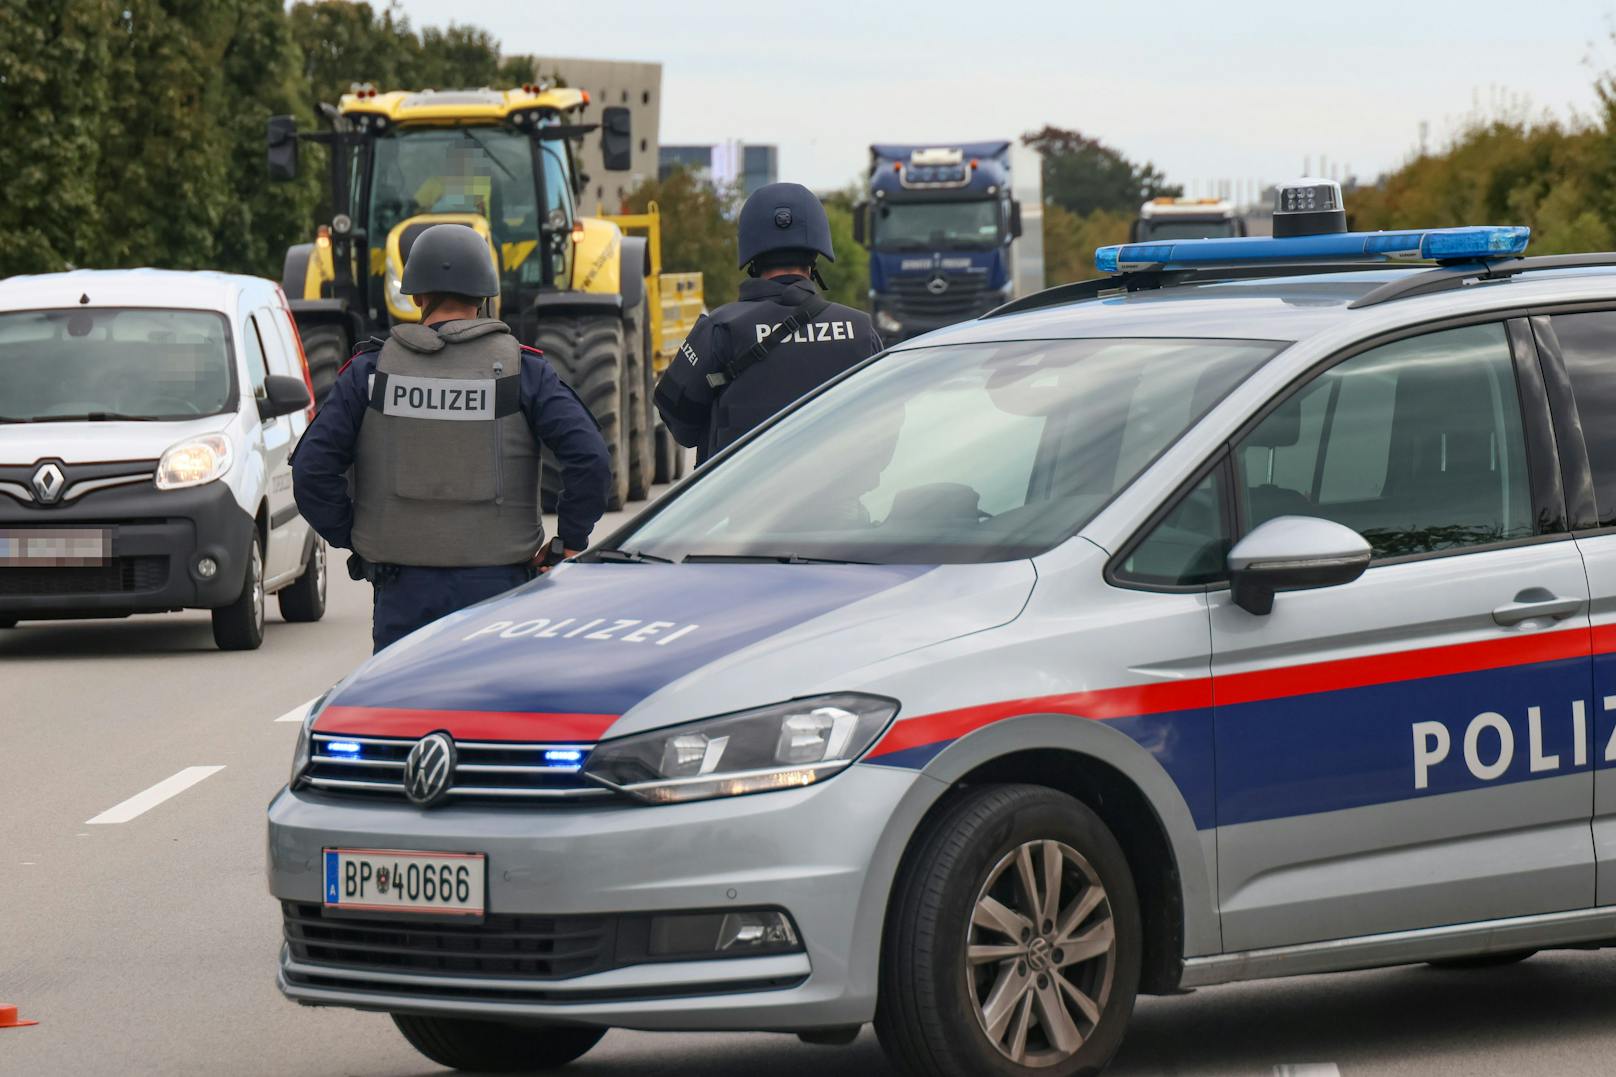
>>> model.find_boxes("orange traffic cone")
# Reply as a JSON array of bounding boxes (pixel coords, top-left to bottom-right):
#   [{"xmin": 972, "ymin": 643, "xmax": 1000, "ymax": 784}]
[{"xmin": 0, "ymin": 1003, "xmax": 36, "ymax": 1028}]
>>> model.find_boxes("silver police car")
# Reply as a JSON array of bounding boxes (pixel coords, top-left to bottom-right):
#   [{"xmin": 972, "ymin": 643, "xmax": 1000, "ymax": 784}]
[{"xmin": 270, "ymin": 180, "xmax": 1616, "ymax": 1075}]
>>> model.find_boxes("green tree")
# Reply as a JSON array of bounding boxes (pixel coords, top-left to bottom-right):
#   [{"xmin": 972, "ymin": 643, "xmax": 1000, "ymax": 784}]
[
  {"xmin": 1041, "ymin": 203, "xmax": 1130, "ymax": 286},
  {"xmin": 819, "ymin": 183, "xmax": 869, "ymax": 311},
  {"xmin": 0, "ymin": 0, "xmax": 118, "ymax": 275},
  {"xmin": 625, "ymin": 166, "xmax": 743, "ymax": 306},
  {"xmin": 1022, "ymin": 126, "xmax": 1179, "ymax": 216}
]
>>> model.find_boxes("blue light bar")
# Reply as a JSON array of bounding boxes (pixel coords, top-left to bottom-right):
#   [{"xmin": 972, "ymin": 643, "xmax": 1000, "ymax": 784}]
[
  {"xmin": 544, "ymin": 749, "xmax": 584, "ymax": 762},
  {"xmin": 1094, "ymin": 226, "xmax": 1529, "ymax": 275},
  {"xmin": 325, "ymin": 740, "xmax": 362, "ymax": 756}
]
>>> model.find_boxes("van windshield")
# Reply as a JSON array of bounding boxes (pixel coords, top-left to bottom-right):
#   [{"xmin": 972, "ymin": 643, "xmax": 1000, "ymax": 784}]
[
  {"xmin": 0, "ymin": 308, "xmax": 235, "ymax": 422},
  {"xmin": 621, "ymin": 337, "xmax": 1284, "ymax": 564}
]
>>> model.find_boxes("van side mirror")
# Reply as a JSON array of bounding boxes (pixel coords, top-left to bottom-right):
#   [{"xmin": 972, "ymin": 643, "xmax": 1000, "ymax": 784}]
[
  {"xmin": 601, "ymin": 107, "xmax": 633, "ymax": 172},
  {"xmin": 852, "ymin": 202, "xmax": 868, "ymax": 246},
  {"xmin": 1227, "ymin": 515, "xmax": 1371, "ymax": 615},
  {"xmin": 260, "ymin": 374, "xmax": 312, "ymax": 420},
  {"xmin": 267, "ymin": 115, "xmax": 299, "ymax": 182},
  {"xmin": 1009, "ymin": 200, "xmax": 1023, "ymax": 240}
]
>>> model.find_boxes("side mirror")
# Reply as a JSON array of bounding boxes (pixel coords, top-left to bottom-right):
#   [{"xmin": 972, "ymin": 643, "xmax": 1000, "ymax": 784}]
[
  {"xmin": 260, "ymin": 374, "xmax": 312, "ymax": 421},
  {"xmin": 1227, "ymin": 515, "xmax": 1371, "ymax": 615},
  {"xmin": 1009, "ymin": 200, "xmax": 1023, "ymax": 239},
  {"xmin": 852, "ymin": 201, "xmax": 868, "ymax": 246},
  {"xmin": 267, "ymin": 115, "xmax": 299, "ymax": 182},
  {"xmin": 601, "ymin": 107, "xmax": 633, "ymax": 172}
]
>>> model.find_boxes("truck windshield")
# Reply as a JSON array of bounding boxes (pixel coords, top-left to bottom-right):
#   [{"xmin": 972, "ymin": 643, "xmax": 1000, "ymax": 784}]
[
  {"xmin": 0, "ymin": 309, "xmax": 235, "ymax": 422},
  {"xmin": 368, "ymin": 127, "xmax": 541, "ymax": 286},
  {"xmin": 1139, "ymin": 219, "xmax": 1241, "ymax": 241},
  {"xmin": 621, "ymin": 337, "xmax": 1283, "ymax": 564},
  {"xmin": 873, "ymin": 200, "xmax": 1002, "ymax": 250}
]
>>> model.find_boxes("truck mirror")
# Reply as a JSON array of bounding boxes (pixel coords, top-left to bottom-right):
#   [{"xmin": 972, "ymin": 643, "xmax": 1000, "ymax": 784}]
[
  {"xmin": 601, "ymin": 107, "xmax": 633, "ymax": 172},
  {"xmin": 267, "ymin": 115, "xmax": 299, "ymax": 182},
  {"xmin": 1128, "ymin": 220, "xmax": 1142, "ymax": 243},
  {"xmin": 1009, "ymin": 200, "xmax": 1023, "ymax": 240},
  {"xmin": 852, "ymin": 202, "xmax": 868, "ymax": 246}
]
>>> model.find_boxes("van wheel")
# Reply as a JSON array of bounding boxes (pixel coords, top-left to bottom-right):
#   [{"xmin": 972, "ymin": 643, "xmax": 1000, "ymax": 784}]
[
  {"xmin": 391, "ymin": 1014, "xmax": 605, "ymax": 1072},
  {"xmin": 1428, "ymin": 950, "xmax": 1537, "ymax": 970},
  {"xmin": 277, "ymin": 539, "xmax": 326, "ymax": 623},
  {"xmin": 876, "ymin": 785, "xmax": 1141, "ymax": 1077},
  {"xmin": 535, "ymin": 314, "xmax": 628, "ymax": 512},
  {"xmin": 211, "ymin": 534, "xmax": 265, "ymax": 651}
]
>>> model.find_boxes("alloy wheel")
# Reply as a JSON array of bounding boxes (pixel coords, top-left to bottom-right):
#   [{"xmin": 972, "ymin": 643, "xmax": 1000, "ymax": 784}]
[{"xmin": 966, "ymin": 839, "xmax": 1116, "ymax": 1067}]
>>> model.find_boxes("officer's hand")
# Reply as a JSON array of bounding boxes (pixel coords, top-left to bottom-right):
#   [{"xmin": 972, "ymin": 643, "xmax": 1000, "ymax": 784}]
[{"xmin": 534, "ymin": 548, "xmax": 580, "ymax": 573}]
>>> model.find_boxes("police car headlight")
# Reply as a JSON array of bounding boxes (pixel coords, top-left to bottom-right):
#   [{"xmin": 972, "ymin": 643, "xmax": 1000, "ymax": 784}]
[
  {"xmin": 583, "ymin": 693, "xmax": 898, "ymax": 804},
  {"xmin": 155, "ymin": 433, "xmax": 234, "ymax": 490},
  {"xmin": 289, "ymin": 689, "xmax": 334, "ymax": 789}
]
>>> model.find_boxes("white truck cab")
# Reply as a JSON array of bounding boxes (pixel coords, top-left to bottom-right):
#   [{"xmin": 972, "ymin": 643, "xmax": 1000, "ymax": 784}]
[{"xmin": 0, "ymin": 269, "xmax": 326, "ymax": 649}]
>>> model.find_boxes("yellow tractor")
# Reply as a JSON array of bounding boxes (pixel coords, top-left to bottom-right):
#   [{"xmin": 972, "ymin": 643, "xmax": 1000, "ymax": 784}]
[{"xmin": 266, "ymin": 85, "xmax": 700, "ymax": 507}]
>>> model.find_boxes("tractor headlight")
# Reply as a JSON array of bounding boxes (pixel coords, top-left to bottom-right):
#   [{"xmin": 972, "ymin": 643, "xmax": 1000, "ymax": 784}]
[
  {"xmin": 155, "ymin": 433, "xmax": 233, "ymax": 490},
  {"xmin": 584, "ymin": 693, "xmax": 898, "ymax": 804}
]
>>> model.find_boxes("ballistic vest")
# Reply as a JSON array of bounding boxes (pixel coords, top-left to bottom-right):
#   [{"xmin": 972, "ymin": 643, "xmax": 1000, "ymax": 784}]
[
  {"xmin": 707, "ymin": 277, "xmax": 877, "ymax": 456},
  {"xmin": 351, "ymin": 319, "xmax": 541, "ymax": 567}
]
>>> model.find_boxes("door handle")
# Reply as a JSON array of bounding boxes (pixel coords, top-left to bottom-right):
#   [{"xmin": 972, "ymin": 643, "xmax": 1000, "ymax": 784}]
[{"xmin": 1492, "ymin": 589, "xmax": 1585, "ymax": 626}]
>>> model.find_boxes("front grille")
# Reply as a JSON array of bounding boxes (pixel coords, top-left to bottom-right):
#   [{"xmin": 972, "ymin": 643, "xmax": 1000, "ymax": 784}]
[
  {"xmin": 283, "ymin": 902, "xmax": 613, "ymax": 980},
  {"xmin": 887, "ymin": 271, "xmax": 993, "ymax": 319},
  {"xmin": 0, "ymin": 555, "xmax": 167, "ymax": 597},
  {"xmin": 304, "ymin": 733, "xmax": 612, "ymax": 803}
]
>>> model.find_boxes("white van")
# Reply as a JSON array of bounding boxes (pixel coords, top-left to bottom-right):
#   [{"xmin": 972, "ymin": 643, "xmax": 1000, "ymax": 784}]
[{"xmin": 0, "ymin": 270, "xmax": 326, "ymax": 650}]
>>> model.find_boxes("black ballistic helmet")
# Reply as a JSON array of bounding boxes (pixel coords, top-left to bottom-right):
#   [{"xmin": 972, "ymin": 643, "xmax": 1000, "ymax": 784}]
[
  {"xmin": 401, "ymin": 223, "xmax": 500, "ymax": 298},
  {"xmin": 737, "ymin": 182, "xmax": 835, "ymax": 270}
]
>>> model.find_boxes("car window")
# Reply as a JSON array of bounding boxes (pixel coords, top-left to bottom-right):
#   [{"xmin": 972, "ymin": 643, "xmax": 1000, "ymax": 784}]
[
  {"xmin": 244, "ymin": 314, "xmax": 269, "ymax": 401},
  {"xmin": 1116, "ymin": 467, "xmax": 1230, "ymax": 587},
  {"xmin": 1235, "ymin": 322, "xmax": 1534, "ymax": 559},
  {"xmin": 622, "ymin": 337, "xmax": 1281, "ymax": 564},
  {"xmin": 1548, "ymin": 311, "xmax": 1616, "ymax": 527}
]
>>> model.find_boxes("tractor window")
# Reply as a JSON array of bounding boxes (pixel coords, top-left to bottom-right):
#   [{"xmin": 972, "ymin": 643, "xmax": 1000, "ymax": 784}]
[{"xmin": 368, "ymin": 127, "xmax": 540, "ymax": 291}]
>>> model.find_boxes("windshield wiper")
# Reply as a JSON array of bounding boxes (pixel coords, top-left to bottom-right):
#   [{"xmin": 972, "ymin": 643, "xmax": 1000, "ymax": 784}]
[
  {"xmin": 592, "ymin": 547, "xmax": 674, "ymax": 564},
  {"xmin": 19, "ymin": 412, "xmax": 165, "ymax": 423},
  {"xmin": 681, "ymin": 553, "xmax": 872, "ymax": 565}
]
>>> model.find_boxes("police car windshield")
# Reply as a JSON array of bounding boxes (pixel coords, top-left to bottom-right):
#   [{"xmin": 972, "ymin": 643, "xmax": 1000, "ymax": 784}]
[
  {"xmin": 0, "ymin": 308, "xmax": 235, "ymax": 422},
  {"xmin": 624, "ymin": 337, "xmax": 1284, "ymax": 564},
  {"xmin": 873, "ymin": 200, "xmax": 1002, "ymax": 250}
]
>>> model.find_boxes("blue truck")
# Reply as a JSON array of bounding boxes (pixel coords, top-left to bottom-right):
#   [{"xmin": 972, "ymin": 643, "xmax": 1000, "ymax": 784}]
[{"xmin": 855, "ymin": 142, "xmax": 1032, "ymax": 344}]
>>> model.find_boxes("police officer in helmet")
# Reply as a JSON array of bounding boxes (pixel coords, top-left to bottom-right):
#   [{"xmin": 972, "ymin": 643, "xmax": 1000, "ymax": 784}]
[
  {"xmin": 293, "ymin": 223, "xmax": 612, "ymax": 652},
  {"xmin": 655, "ymin": 182, "xmax": 882, "ymax": 463}
]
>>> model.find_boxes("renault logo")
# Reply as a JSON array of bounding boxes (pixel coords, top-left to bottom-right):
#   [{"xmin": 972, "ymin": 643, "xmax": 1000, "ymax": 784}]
[
  {"xmin": 31, "ymin": 462, "xmax": 65, "ymax": 505},
  {"xmin": 403, "ymin": 732, "xmax": 456, "ymax": 807},
  {"xmin": 926, "ymin": 275, "xmax": 950, "ymax": 296}
]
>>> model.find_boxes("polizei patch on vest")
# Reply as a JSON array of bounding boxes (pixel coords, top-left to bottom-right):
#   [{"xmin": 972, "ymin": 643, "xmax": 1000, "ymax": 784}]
[
  {"xmin": 755, "ymin": 319, "xmax": 858, "ymax": 345},
  {"xmin": 378, "ymin": 374, "xmax": 497, "ymax": 421}
]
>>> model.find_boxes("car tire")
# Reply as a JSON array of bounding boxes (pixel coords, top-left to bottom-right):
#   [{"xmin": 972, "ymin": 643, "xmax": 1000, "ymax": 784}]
[
  {"xmin": 1428, "ymin": 949, "xmax": 1537, "ymax": 970},
  {"xmin": 625, "ymin": 294, "xmax": 655, "ymax": 502},
  {"xmin": 391, "ymin": 1014, "xmax": 606, "ymax": 1072},
  {"xmin": 298, "ymin": 323, "xmax": 350, "ymax": 406},
  {"xmin": 875, "ymin": 784, "xmax": 1142, "ymax": 1077},
  {"xmin": 535, "ymin": 313, "xmax": 629, "ymax": 512},
  {"xmin": 211, "ymin": 533, "xmax": 265, "ymax": 651},
  {"xmin": 277, "ymin": 538, "xmax": 327, "ymax": 623}
]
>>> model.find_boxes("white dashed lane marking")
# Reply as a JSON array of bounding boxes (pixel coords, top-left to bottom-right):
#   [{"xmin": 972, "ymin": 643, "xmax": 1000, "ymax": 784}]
[
  {"xmin": 85, "ymin": 766, "xmax": 226, "ymax": 825},
  {"xmin": 274, "ymin": 698, "xmax": 318, "ymax": 723}
]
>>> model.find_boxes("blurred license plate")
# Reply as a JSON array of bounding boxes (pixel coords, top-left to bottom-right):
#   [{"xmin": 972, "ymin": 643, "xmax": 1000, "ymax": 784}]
[
  {"xmin": 323, "ymin": 848, "xmax": 485, "ymax": 916},
  {"xmin": 0, "ymin": 528, "xmax": 108, "ymax": 567}
]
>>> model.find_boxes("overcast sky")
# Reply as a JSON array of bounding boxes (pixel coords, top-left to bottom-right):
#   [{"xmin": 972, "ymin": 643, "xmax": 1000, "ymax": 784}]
[{"xmin": 392, "ymin": 0, "xmax": 1614, "ymax": 195}]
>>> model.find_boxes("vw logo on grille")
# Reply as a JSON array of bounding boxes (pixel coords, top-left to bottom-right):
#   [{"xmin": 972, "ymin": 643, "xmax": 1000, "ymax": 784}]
[
  {"xmin": 926, "ymin": 274, "xmax": 950, "ymax": 296},
  {"xmin": 31, "ymin": 462, "xmax": 65, "ymax": 505},
  {"xmin": 403, "ymin": 732, "xmax": 456, "ymax": 807}
]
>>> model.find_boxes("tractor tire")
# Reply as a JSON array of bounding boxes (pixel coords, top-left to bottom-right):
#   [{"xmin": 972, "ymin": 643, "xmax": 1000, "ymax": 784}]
[
  {"xmin": 625, "ymin": 295, "xmax": 655, "ymax": 502},
  {"xmin": 298, "ymin": 323, "xmax": 351, "ymax": 406},
  {"xmin": 534, "ymin": 314, "xmax": 629, "ymax": 512}
]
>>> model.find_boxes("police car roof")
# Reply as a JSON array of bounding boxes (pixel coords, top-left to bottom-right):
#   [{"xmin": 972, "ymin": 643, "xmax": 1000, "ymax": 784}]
[
  {"xmin": 0, "ymin": 268, "xmax": 274, "ymax": 314},
  {"xmin": 899, "ymin": 264, "xmax": 1616, "ymax": 351}
]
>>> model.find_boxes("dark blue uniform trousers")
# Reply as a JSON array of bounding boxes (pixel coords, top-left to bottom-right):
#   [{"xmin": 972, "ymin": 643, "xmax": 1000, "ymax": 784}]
[{"xmin": 371, "ymin": 564, "xmax": 534, "ymax": 653}]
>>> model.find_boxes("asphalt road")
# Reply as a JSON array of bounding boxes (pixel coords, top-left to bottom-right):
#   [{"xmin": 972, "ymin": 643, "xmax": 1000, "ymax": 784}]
[{"xmin": 4, "ymin": 485, "xmax": 1616, "ymax": 1076}]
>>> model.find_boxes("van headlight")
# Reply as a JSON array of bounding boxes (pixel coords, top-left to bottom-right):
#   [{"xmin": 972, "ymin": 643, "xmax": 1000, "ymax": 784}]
[
  {"xmin": 155, "ymin": 433, "xmax": 234, "ymax": 490},
  {"xmin": 584, "ymin": 693, "xmax": 898, "ymax": 804}
]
